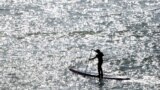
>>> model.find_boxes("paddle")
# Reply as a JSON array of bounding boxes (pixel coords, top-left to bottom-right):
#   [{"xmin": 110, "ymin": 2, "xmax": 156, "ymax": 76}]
[{"xmin": 85, "ymin": 49, "xmax": 93, "ymax": 73}]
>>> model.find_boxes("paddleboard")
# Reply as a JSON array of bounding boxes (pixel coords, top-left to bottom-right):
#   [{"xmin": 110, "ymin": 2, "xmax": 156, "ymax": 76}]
[{"xmin": 69, "ymin": 68, "xmax": 130, "ymax": 80}]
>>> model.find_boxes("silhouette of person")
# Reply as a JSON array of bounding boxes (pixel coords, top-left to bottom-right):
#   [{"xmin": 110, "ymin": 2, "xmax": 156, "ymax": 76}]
[{"xmin": 89, "ymin": 49, "xmax": 104, "ymax": 79}]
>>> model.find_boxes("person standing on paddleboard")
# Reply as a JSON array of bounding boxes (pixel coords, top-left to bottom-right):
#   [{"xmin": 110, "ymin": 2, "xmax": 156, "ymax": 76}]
[{"xmin": 89, "ymin": 49, "xmax": 104, "ymax": 78}]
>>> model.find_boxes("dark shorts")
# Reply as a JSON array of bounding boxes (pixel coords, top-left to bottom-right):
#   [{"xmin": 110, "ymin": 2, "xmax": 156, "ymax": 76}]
[{"xmin": 98, "ymin": 63, "xmax": 102, "ymax": 67}]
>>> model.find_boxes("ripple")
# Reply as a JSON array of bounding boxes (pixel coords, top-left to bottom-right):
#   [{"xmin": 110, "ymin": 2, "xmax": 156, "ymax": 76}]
[{"xmin": 0, "ymin": 0, "xmax": 160, "ymax": 90}]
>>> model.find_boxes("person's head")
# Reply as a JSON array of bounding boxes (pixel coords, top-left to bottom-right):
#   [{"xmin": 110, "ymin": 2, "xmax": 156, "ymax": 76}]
[{"xmin": 94, "ymin": 49, "xmax": 100, "ymax": 53}]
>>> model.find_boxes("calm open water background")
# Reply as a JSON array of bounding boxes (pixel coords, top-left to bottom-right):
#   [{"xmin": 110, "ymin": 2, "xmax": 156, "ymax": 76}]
[{"xmin": 0, "ymin": 0, "xmax": 160, "ymax": 90}]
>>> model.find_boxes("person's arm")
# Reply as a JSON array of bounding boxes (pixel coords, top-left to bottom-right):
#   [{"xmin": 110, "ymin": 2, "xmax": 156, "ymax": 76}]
[{"xmin": 89, "ymin": 56, "xmax": 97, "ymax": 60}]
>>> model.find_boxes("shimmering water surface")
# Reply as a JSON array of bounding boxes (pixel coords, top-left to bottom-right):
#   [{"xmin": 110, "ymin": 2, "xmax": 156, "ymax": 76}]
[{"xmin": 0, "ymin": 0, "xmax": 160, "ymax": 90}]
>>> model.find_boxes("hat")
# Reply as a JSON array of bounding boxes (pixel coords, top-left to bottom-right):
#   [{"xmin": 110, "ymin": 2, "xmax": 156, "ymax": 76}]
[{"xmin": 94, "ymin": 49, "xmax": 100, "ymax": 53}]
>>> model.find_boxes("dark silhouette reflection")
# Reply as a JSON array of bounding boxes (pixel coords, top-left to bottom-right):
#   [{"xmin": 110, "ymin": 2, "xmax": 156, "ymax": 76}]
[
  {"xmin": 89, "ymin": 49, "xmax": 104, "ymax": 79},
  {"xmin": 98, "ymin": 78, "xmax": 105, "ymax": 90}
]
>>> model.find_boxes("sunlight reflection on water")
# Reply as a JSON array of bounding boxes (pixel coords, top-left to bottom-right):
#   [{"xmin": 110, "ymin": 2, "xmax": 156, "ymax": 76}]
[{"xmin": 0, "ymin": 0, "xmax": 160, "ymax": 90}]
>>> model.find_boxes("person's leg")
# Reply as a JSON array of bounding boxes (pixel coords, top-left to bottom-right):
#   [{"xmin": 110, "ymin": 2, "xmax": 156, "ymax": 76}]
[
  {"xmin": 100, "ymin": 67, "xmax": 103, "ymax": 78},
  {"xmin": 98, "ymin": 64, "xmax": 101, "ymax": 78},
  {"xmin": 100, "ymin": 63, "xmax": 103, "ymax": 78}
]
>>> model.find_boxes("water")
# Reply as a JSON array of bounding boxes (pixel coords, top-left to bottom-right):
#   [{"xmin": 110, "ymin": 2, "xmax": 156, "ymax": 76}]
[{"xmin": 0, "ymin": 0, "xmax": 160, "ymax": 90}]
